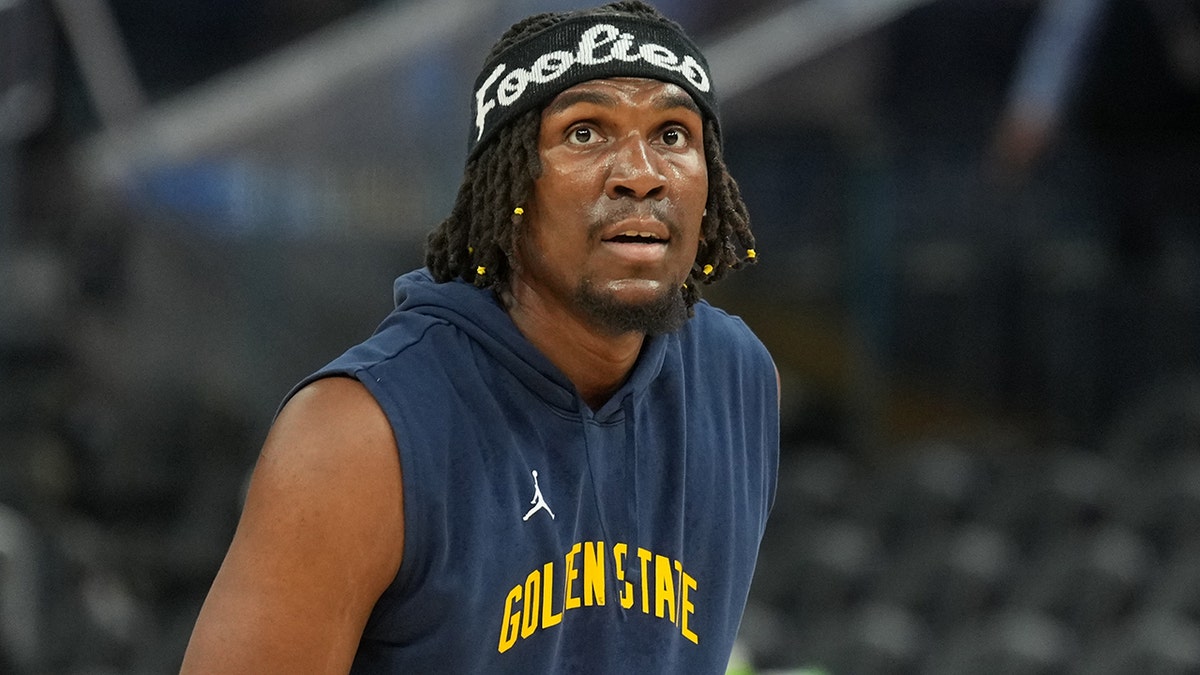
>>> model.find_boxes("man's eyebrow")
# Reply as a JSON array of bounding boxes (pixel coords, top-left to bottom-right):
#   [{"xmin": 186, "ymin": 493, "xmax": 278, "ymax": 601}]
[
  {"xmin": 545, "ymin": 88, "xmax": 702, "ymax": 117},
  {"xmin": 653, "ymin": 91, "xmax": 701, "ymax": 116}
]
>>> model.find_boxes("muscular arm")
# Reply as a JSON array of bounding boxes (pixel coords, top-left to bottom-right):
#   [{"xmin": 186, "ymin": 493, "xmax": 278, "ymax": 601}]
[{"xmin": 180, "ymin": 376, "xmax": 404, "ymax": 674}]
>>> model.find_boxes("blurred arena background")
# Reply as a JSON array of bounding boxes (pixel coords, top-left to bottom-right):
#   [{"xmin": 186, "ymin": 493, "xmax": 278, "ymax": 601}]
[{"xmin": 2, "ymin": 0, "xmax": 1199, "ymax": 672}]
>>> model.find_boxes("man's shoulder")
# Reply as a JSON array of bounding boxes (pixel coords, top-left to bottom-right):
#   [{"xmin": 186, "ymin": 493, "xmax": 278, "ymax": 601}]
[
  {"xmin": 335, "ymin": 307, "xmax": 470, "ymax": 378},
  {"xmin": 685, "ymin": 300, "xmax": 763, "ymax": 345},
  {"xmin": 676, "ymin": 301, "xmax": 773, "ymax": 371}
]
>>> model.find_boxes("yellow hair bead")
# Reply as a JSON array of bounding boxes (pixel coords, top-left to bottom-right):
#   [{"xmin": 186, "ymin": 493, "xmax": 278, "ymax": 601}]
[
  {"xmin": 702, "ymin": 264, "xmax": 714, "ymax": 276},
  {"xmin": 468, "ymin": 246, "xmax": 474, "ymax": 254},
  {"xmin": 746, "ymin": 249, "xmax": 757, "ymax": 259},
  {"xmin": 476, "ymin": 265, "xmax": 487, "ymax": 276},
  {"xmin": 513, "ymin": 207, "xmax": 524, "ymax": 216}
]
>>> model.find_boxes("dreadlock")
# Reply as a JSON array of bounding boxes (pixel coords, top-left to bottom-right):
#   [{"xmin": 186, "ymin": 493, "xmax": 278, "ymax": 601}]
[{"xmin": 424, "ymin": 1, "xmax": 756, "ymax": 311}]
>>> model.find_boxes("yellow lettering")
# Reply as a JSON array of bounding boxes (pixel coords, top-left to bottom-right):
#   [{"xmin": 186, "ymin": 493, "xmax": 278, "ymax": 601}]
[
  {"xmin": 498, "ymin": 584, "xmax": 522, "ymax": 653},
  {"xmin": 541, "ymin": 561, "xmax": 563, "ymax": 628},
  {"xmin": 680, "ymin": 565, "xmax": 698, "ymax": 644},
  {"xmin": 583, "ymin": 541, "xmax": 606, "ymax": 607},
  {"xmin": 564, "ymin": 542, "xmax": 582, "ymax": 610},
  {"xmin": 613, "ymin": 542, "xmax": 634, "ymax": 609},
  {"xmin": 521, "ymin": 569, "xmax": 541, "ymax": 639},
  {"xmin": 654, "ymin": 555, "xmax": 677, "ymax": 622},
  {"xmin": 500, "ymin": 544, "xmax": 700, "ymax": 652},
  {"xmin": 637, "ymin": 548, "xmax": 653, "ymax": 615}
]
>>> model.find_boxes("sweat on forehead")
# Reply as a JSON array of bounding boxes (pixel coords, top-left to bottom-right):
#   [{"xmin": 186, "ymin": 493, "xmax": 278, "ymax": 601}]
[{"xmin": 468, "ymin": 12, "xmax": 720, "ymax": 159}]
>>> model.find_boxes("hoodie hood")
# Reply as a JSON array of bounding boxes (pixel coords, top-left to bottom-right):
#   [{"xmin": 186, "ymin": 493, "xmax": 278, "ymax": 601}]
[{"xmin": 391, "ymin": 269, "xmax": 669, "ymax": 421}]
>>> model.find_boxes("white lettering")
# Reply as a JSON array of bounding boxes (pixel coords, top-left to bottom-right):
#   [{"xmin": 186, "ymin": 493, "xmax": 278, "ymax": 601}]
[
  {"xmin": 577, "ymin": 24, "xmax": 621, "ymax": 65},
  {"xmin": 638, "ymin": 43, "xmax": 679, "ymax": 69},
  {"xmin": 529, "ymin": 50, "xmax": 574, "ymax": 82},
  {"xmin": 612, "ymin": 32, "xmax": 639, "ymax": 62},
  {"xmin": 497, "ymin": 68, "xmax": 531, "ymax": 106},
  {"xmin": 679, "ymin": 55, "xmax": 710, "ymax": 92},
  {"xmin": 474, "ymin": 63, "xmax": 507, "ymax": 141},
  {"xmin": 472, "ymin": 22, "xmax": 713, "ymax": 146}
]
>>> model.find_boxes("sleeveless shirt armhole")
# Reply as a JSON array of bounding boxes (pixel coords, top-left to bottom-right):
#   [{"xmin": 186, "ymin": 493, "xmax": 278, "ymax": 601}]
[
  {"xmin": 283, "ymin": 366, "xmax": 421, "ymax": 598},
  {"xmin": 349, "ymin": 364, "xmax": 424, "ymax": 596}
]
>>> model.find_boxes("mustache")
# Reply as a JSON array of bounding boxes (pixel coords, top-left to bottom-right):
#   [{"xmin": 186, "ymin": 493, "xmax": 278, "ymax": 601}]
[{"xmin": 586, "ymin": 200, "xmax": 682, "ymax": 239}]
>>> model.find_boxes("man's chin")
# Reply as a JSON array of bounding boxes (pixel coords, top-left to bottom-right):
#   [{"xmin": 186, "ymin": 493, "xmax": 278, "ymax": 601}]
[{"xmin": 574, "ymin": 278, "xmax": 689, "ymax": 336}]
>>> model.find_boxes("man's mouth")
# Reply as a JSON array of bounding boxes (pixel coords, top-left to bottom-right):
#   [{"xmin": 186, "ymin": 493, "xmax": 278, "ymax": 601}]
[
  {"xmin": 605, "ymin": 230, "xmax": 667, "ymax": 244},
  {"xmin": 598, "ymin": 222, "xmax": 672, "ymax": 267}
]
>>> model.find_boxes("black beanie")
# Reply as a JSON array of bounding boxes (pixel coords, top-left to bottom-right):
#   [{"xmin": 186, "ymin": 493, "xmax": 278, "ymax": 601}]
[{"xmin": 468, "ymin": 11, "xmax": 719, "ymax": 158}]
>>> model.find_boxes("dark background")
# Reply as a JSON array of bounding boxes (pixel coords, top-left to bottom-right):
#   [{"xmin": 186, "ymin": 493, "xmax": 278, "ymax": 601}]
[{"xmin": 2, "ymin": 0, "xmax": 1199, "ymax": 672}]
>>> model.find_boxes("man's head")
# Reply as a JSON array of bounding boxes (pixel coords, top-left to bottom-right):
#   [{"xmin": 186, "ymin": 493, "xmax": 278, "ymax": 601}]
[{"xmin": 425, "ymin": 1, "xmax": 756, "ymax": 332}]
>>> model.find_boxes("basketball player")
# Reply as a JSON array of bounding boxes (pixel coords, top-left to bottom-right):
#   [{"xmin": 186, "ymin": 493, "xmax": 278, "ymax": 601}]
[{"xmin": 180, "ymin": 2, "xmax": 778, "ymax": 672}]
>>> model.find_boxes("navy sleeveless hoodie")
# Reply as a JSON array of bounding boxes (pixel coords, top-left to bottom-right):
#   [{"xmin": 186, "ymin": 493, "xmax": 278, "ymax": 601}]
[{"xmin": 289, "ymin": 269, "xmax": 779, "ymax": 673}]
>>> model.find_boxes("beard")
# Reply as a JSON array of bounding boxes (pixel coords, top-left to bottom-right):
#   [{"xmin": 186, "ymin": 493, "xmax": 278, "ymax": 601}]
[
  {"xmin": 568, "ymin": 202, "xmax": 693, "ymax": 335},
  {"xmin": 573, "ymin": 278, "xmax": 689, "ymax": 336}
]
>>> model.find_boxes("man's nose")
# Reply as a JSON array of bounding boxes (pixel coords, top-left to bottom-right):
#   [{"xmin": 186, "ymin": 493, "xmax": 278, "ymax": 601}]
[{"xmin": 605, "ymin": 135, "xmax": 666, "ymax": 200}]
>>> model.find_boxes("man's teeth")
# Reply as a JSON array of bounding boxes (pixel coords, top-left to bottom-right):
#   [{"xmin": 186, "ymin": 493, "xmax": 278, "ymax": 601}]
[{"xmin": 622, "ymin": 231, "xmax": 657, "ymax": 239}]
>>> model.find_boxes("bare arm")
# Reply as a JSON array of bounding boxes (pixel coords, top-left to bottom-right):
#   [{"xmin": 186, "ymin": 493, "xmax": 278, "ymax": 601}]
[{"xmin": 180, "ymin": 376, "xmax": 404, "ymax": 674}]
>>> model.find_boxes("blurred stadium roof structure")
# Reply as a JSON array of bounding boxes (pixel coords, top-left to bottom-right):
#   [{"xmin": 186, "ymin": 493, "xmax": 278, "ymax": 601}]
[{"xmin": 51, "ymin": 0, "xmax": 942, "ymax": 240}]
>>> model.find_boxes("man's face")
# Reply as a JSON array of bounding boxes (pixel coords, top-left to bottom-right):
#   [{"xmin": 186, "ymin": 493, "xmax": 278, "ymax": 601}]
[{"xmin": 512, "ymin": 77, "xmax": 708, "ymax": 335}]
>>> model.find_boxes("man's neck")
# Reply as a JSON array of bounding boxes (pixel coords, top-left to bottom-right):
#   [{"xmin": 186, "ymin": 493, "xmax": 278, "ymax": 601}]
[{"xmin": 503, "ymin": 288, "xmax": 645, "ymax": 411}]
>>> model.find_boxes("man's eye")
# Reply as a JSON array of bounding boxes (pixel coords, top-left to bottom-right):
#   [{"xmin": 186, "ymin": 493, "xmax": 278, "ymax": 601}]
[
  {"xmin": 662, "ymin": 128, "xmax": 684, "ymax": 146},
  {"xmin": 571, "ymin": 128, "xmax": 594, "ymax": 144}
]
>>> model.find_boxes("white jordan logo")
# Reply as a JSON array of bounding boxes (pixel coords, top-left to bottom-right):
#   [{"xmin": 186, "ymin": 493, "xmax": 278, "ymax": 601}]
[{"xmin": 523, "ymin": 470, "xmax": 555, "ymax": 521}]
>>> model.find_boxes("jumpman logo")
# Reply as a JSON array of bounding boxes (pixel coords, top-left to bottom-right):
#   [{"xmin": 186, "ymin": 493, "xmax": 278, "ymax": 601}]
[{"xmin": 523, "ymin": 470, "xmax": 555, "ymax": 521}]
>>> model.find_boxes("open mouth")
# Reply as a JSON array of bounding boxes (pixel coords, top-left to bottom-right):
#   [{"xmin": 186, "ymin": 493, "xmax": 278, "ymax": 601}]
[
  {"xmin": 600, "ymin": 228, "xmax": 671, "ymax": 266},
  {"xmin": 605, "ymin": 230, "xmax": 667, "ymax": 244}
]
